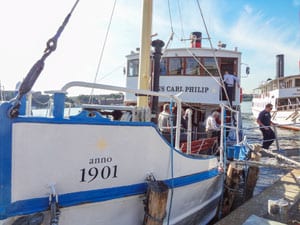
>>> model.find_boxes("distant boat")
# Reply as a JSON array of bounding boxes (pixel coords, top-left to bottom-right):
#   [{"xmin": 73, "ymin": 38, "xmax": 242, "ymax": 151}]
[
  {"xmin": 0, "ymin": 1, "xmax": 243, "ymax": 225},
  {"xmin": 242, "ymin": 94, "xmax": 253, "ymax": 101},
  {"xmin": 252, "ymin": 54, "xmax": 300, "ymax": 131}
]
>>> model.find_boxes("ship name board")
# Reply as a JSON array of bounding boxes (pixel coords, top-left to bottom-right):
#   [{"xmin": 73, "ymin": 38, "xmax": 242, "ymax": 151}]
[{"xmin": 159, "ymin": 85, "xmax": 209, "ymax": 93}]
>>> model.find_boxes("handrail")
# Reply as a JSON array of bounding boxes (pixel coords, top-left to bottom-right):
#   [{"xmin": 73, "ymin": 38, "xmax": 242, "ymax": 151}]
[
  {"xmin": 220, "ymin": 103, "xmax": 240, "ymax": 144},
  {"xmin": 220, "ymin": 103, "xmax": 241, "ymax": 169},
  {"xmin": 186, "ymin": 109, "xmax": 193, "ymax": 154},
  {"xmin": 242, "ymin": 123, "xmax": 300, "ymax": 131},
  {"xmin": 61, "ymin": 81, "xmax": 183, "ymax": 149}
]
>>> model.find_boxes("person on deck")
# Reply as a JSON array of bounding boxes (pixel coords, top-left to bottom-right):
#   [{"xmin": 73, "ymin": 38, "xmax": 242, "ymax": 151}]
[
  {"xmin": 257, "ymin": 103, "xmax": 277, "ymax": 149},
  {"xmin": 205, "ymin": 111, "xmax": 220, "ymax": 139},
  {"xmin": 223, "ymin": 71, "xmax": 240, "ymax": 107},
  {"xmin": 158, "ymin": 104, "xmax": 172, "ymax": 141}
]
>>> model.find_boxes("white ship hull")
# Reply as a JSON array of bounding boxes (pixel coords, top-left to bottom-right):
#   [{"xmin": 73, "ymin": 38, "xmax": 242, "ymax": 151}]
[{"xmin": 0, "ymin": 107, "xmax": 222, "ymax": 225}]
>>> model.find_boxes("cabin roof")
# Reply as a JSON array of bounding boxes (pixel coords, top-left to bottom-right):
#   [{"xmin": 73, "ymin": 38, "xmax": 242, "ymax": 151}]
[{"xmin": 126, "ymin": 47, "xmax": 241, "ymax": 58}]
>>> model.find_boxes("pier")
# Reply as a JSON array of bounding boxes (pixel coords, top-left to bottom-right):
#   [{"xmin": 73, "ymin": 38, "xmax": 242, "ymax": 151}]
[{"xmin": 215, "ymin": 169, "xmax": 300, "ymax": 225}]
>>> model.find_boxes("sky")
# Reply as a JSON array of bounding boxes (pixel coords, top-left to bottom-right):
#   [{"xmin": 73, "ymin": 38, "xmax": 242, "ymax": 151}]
[{"xmin": 0, "ymin": 0, "xmax": 299, "ymax": 95}]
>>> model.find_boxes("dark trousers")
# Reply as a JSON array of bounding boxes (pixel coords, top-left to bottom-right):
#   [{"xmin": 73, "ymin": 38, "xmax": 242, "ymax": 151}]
[
  {"xmin": 207, "ymin": 130, "xmax": 220, "ymax": 144},
  {"xmin": 260, "ymin": 128, "xmax": 275, "ymax": 149},
  {"xmin": 225, "ymin": 85, "xmax": 234, "ymax": 107}
]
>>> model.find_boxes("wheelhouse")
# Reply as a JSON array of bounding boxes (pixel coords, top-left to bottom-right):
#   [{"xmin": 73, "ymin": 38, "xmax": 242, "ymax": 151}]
[{"xmin": 125, "ymin": 47, "xmax": 242, "ymax": 106}]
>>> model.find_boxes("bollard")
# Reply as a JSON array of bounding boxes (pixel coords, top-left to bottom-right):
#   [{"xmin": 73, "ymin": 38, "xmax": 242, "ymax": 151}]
[{"xmin": 143, "ymin": 180, "xmax": 169, "ymax": 225}]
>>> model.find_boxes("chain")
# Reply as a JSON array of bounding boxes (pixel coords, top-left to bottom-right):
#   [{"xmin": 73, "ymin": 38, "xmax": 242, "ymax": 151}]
[{"xmin": 49, "ymin": 185, "xmax": 61, "ymax": 225}]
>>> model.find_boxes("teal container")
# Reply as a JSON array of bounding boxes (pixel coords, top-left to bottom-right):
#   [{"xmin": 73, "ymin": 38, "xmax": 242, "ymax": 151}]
[
  {"xmin": 226, "ymin": 146, "xmax": 235, "ymax": 159},
  {"xmin": 227, "ymin": 145, "xmax": 248, "ymax": 160}
]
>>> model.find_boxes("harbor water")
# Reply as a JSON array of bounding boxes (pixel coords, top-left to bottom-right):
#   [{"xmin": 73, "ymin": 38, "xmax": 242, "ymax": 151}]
[{"xmin": 241, "ymin": 101, "xmax": 300, "ymax": 196}]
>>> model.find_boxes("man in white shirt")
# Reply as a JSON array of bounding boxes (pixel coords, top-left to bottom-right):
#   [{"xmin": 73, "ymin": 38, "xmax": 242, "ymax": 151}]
[
  {"xmin": 158, "ymin": 104, "xmax": 171, "ymax": 133},
  {"xmin": 205, "ymin": 111, "xmax": 220, "ymax": 138},
  {"xmin": 223, "ymin": 71, "xmax": 240, "ymax": 107}
]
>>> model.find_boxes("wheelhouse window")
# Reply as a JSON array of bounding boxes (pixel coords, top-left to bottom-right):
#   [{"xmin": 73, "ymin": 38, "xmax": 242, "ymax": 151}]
[
  {"xmin": 169, "ymin": 57, "xmax": 183, "ymax": 75},
  {"xmin": 160, "ymin": 58, "xmax": 167, "ymax": 75},
  {"xmin": 286, "ymin": 80, "xmax": 292, "ymax": 88},
  {"xmin": 272, "ymin": 80, "xmax": 278, "ymax": 90},
  {"xmin": 127, "ymin": 59, "xmax": 139, "ymax": 77},
  {"xmin": 279, "ymin": 81, "xmax": 285, "ymax": 88},
  {"xmin": 295, "ymin": 79, "xmax": 300, "ymax": 87},
  {"xmin": 203, "ymin": 57, "xmax": 218, "ymax": 76},
  {"xmin": 186, "ymin": 57, "xmax": 200, "ymax": 75}
]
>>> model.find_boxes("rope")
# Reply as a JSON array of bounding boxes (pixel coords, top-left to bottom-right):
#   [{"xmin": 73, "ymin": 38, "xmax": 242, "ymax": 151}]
[
  {"xmin": 234, "ymin": 160, "xmax": 300, "ymax": 170},
  {"xmin": 31, "ymin": 96, "xmax": 51, "ymax": 106},
  {"xmin": 166, "ymin": 100, "xmax": 175, "ymax": 225},
  {"xmin": 89, "ymin": 0, "xmax": 117, "ymax": 104},
  {"xmin": 194, "ymin": 0, "xmax": 232, "ymax": 108},
  {"xmin": 98, "ymin": 64, "xmax": 124, "ymax": 81},
  {"xmin": 260, "ymin": 148, "xmax": 300, "ymax": 167},
  {"xmin": 218, "ymin": 108, "xmax": 227, "ymax": 219},
  {"xmin": 177, "ymin": 0, "xmax": 185, "ymax": 42},
  {"xmin": 144, "ymin": 212, "xmax": 166, "ymax": 223},
  {"xmin": 243, "ymin": 123, "xmax": 300, "ymax": 131},
  {"xmin": 167, "ymin": 0, "xmax": 174, "ymax": 33},
  {"xmin": 161, "ymin": 32, "xmax": 174, "ymax": 57},
  {"xmin": 184, "ymin": 49, "xmax": 223, "ymax": 86},
  {"xmin": 9, "ymin": 0, "xmax": 80, "ymax": 118}
]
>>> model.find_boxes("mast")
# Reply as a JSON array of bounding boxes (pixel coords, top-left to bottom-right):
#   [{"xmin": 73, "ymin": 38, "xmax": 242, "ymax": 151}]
[{"xmin": 137, "ymin": 0, "xmax": 152, "ymax": 107}]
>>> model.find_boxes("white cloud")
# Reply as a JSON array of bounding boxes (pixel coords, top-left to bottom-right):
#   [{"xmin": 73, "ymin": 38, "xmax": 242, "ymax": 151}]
[
  {"xmin": 214, "ymin": 5, "xmax": 300, "ymax": 92},
  {"xmin": 244, "ymin": 5, "xmax": 253, "ymax": 14},
  {"xmin": 0, "ymin": 0, "xmax": 143, "ymax": 94},
  {"xmin": 293, "ymin": 0, "xmax": 300, "ymax": 6},
  {"xmin": 0, "ymin": 0, "xmax": 299, "ymax": 95}
]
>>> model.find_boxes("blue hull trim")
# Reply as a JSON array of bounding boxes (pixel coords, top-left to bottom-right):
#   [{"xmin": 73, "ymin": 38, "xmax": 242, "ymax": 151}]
[
  {"xmin": 1, "ymin": 168, "xmax": 220, "ymax": 219},
  {"xmin": 0, "ymin": 103, "xmax": 13, "ymax": 216}
]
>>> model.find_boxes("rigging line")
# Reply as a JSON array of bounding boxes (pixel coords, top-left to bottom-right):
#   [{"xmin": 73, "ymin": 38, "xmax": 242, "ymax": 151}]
[
  {"xmin": 167, "ymin": 0, "xmax": 174, "ymax": 32},
  {"xmin": 195, "ymin": 0, "xmax": 232, "ymax": 108},
  {"xmin": 98, "ymin": 64, "xmax": 124, "ymax": 81},
  {"xmin": 166, "ymin": 100, "xmax": 175, "ymax": 225},
  {"xmin": 177, "ymin": 0, "xmax": 185, "ymax": 42},
  {"xmin": 89, "ymin": 0, "xmax": 117, "ymax": 104},
  {"xmin": 161, "ymin": 32, "xmax": 174, "ymax": 58},
  {"xmin": 181, "ymin": 102, "xmax": 214, "ymax": 113},
  {"xmin": 184, "ymin": 48, "xmax": 223, "ymax": 86},
  {"xmin": 9, "ymin": 0, "xmax": 80, "ymax": 118}
]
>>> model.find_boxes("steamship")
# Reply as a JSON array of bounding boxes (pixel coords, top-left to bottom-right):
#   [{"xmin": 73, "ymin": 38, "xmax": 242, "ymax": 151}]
[
  {"xmin": 0, "ymin": 0, "xmax": 245, "ymax": 223},
  {"xmin": 125, "ymin": 31, "xmax": 243, "ymax": 134},
  {"xmin": 252, "ymin": 54, "xmax": 300, "ymax": 131}
]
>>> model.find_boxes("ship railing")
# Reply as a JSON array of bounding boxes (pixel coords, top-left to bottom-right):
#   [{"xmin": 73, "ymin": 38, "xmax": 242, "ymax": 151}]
[
  {"xmin": 60, "ymin": 81, "xmax": 183, "ymax": 149},
  {"xmin": 219, "ymin": 104, "xmax": 241, "ymax": 168},
  {"xmin": 277, "ymin": 103, "xmax": 300, "ymax": 111},
  {"xmin": 241, "ymin": 123, "xmax": 300, "ymax": 152}
]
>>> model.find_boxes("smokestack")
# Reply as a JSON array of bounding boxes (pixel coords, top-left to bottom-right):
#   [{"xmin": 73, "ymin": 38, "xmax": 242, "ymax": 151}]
[
  {"xmin": 190, "ymin": 32, "xmax": 202, "ymax": 48},
  {"xmin": 276, "ymin": 54, "xmax": 284, "ymax": 78}
]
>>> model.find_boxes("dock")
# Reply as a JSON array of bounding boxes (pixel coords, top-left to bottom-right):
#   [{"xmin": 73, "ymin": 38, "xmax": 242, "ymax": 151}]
[{"xmin": 215, "ymin": 169, "xmax": 300, "ymax": 225}]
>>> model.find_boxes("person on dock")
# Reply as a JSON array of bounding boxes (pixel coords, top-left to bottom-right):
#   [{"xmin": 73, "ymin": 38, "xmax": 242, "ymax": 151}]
[
  {"xmin": 223, "ymin": 71, "xmax": 240, "ymax": 107},
  {"xmin": 205, "ymin": 111, "xmax": 220, "ymax": 139},
  {"xmin": 257, "ymin": 103, "xmax": 277, "ymax": 149}
]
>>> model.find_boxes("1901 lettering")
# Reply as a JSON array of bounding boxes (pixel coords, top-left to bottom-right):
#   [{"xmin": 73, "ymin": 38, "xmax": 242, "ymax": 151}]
[{"xmin": 80, "ymin": 165, "xmax": 118, "ymax": 183}]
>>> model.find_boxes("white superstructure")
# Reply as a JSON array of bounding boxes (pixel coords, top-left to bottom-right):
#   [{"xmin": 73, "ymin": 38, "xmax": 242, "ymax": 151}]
[{"xmin": 252, "ymin": 74, "xmax": 300, "ymax": 130}]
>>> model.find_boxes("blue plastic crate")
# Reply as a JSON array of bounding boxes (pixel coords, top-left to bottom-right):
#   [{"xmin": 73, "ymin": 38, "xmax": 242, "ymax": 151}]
[{"xmin": 227, "ymin": 145, "xmax": 249, "ymax": 160}]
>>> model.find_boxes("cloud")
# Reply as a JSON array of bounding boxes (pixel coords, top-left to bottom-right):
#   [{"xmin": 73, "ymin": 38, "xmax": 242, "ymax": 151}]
[
  {"xmin": 1, "ymin": 0, "xmax": 299, "ymax": 95},
  {"xmin": 293, "ymin": 0, "xmax": 300, "ymax": 6},
  {"xmin": 244, "ymin": 5, "xmax": 253, "ymax": 14},
  {"xmin": 218, "ymin": 5, "xmax": 300, "ymax": 92}
]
